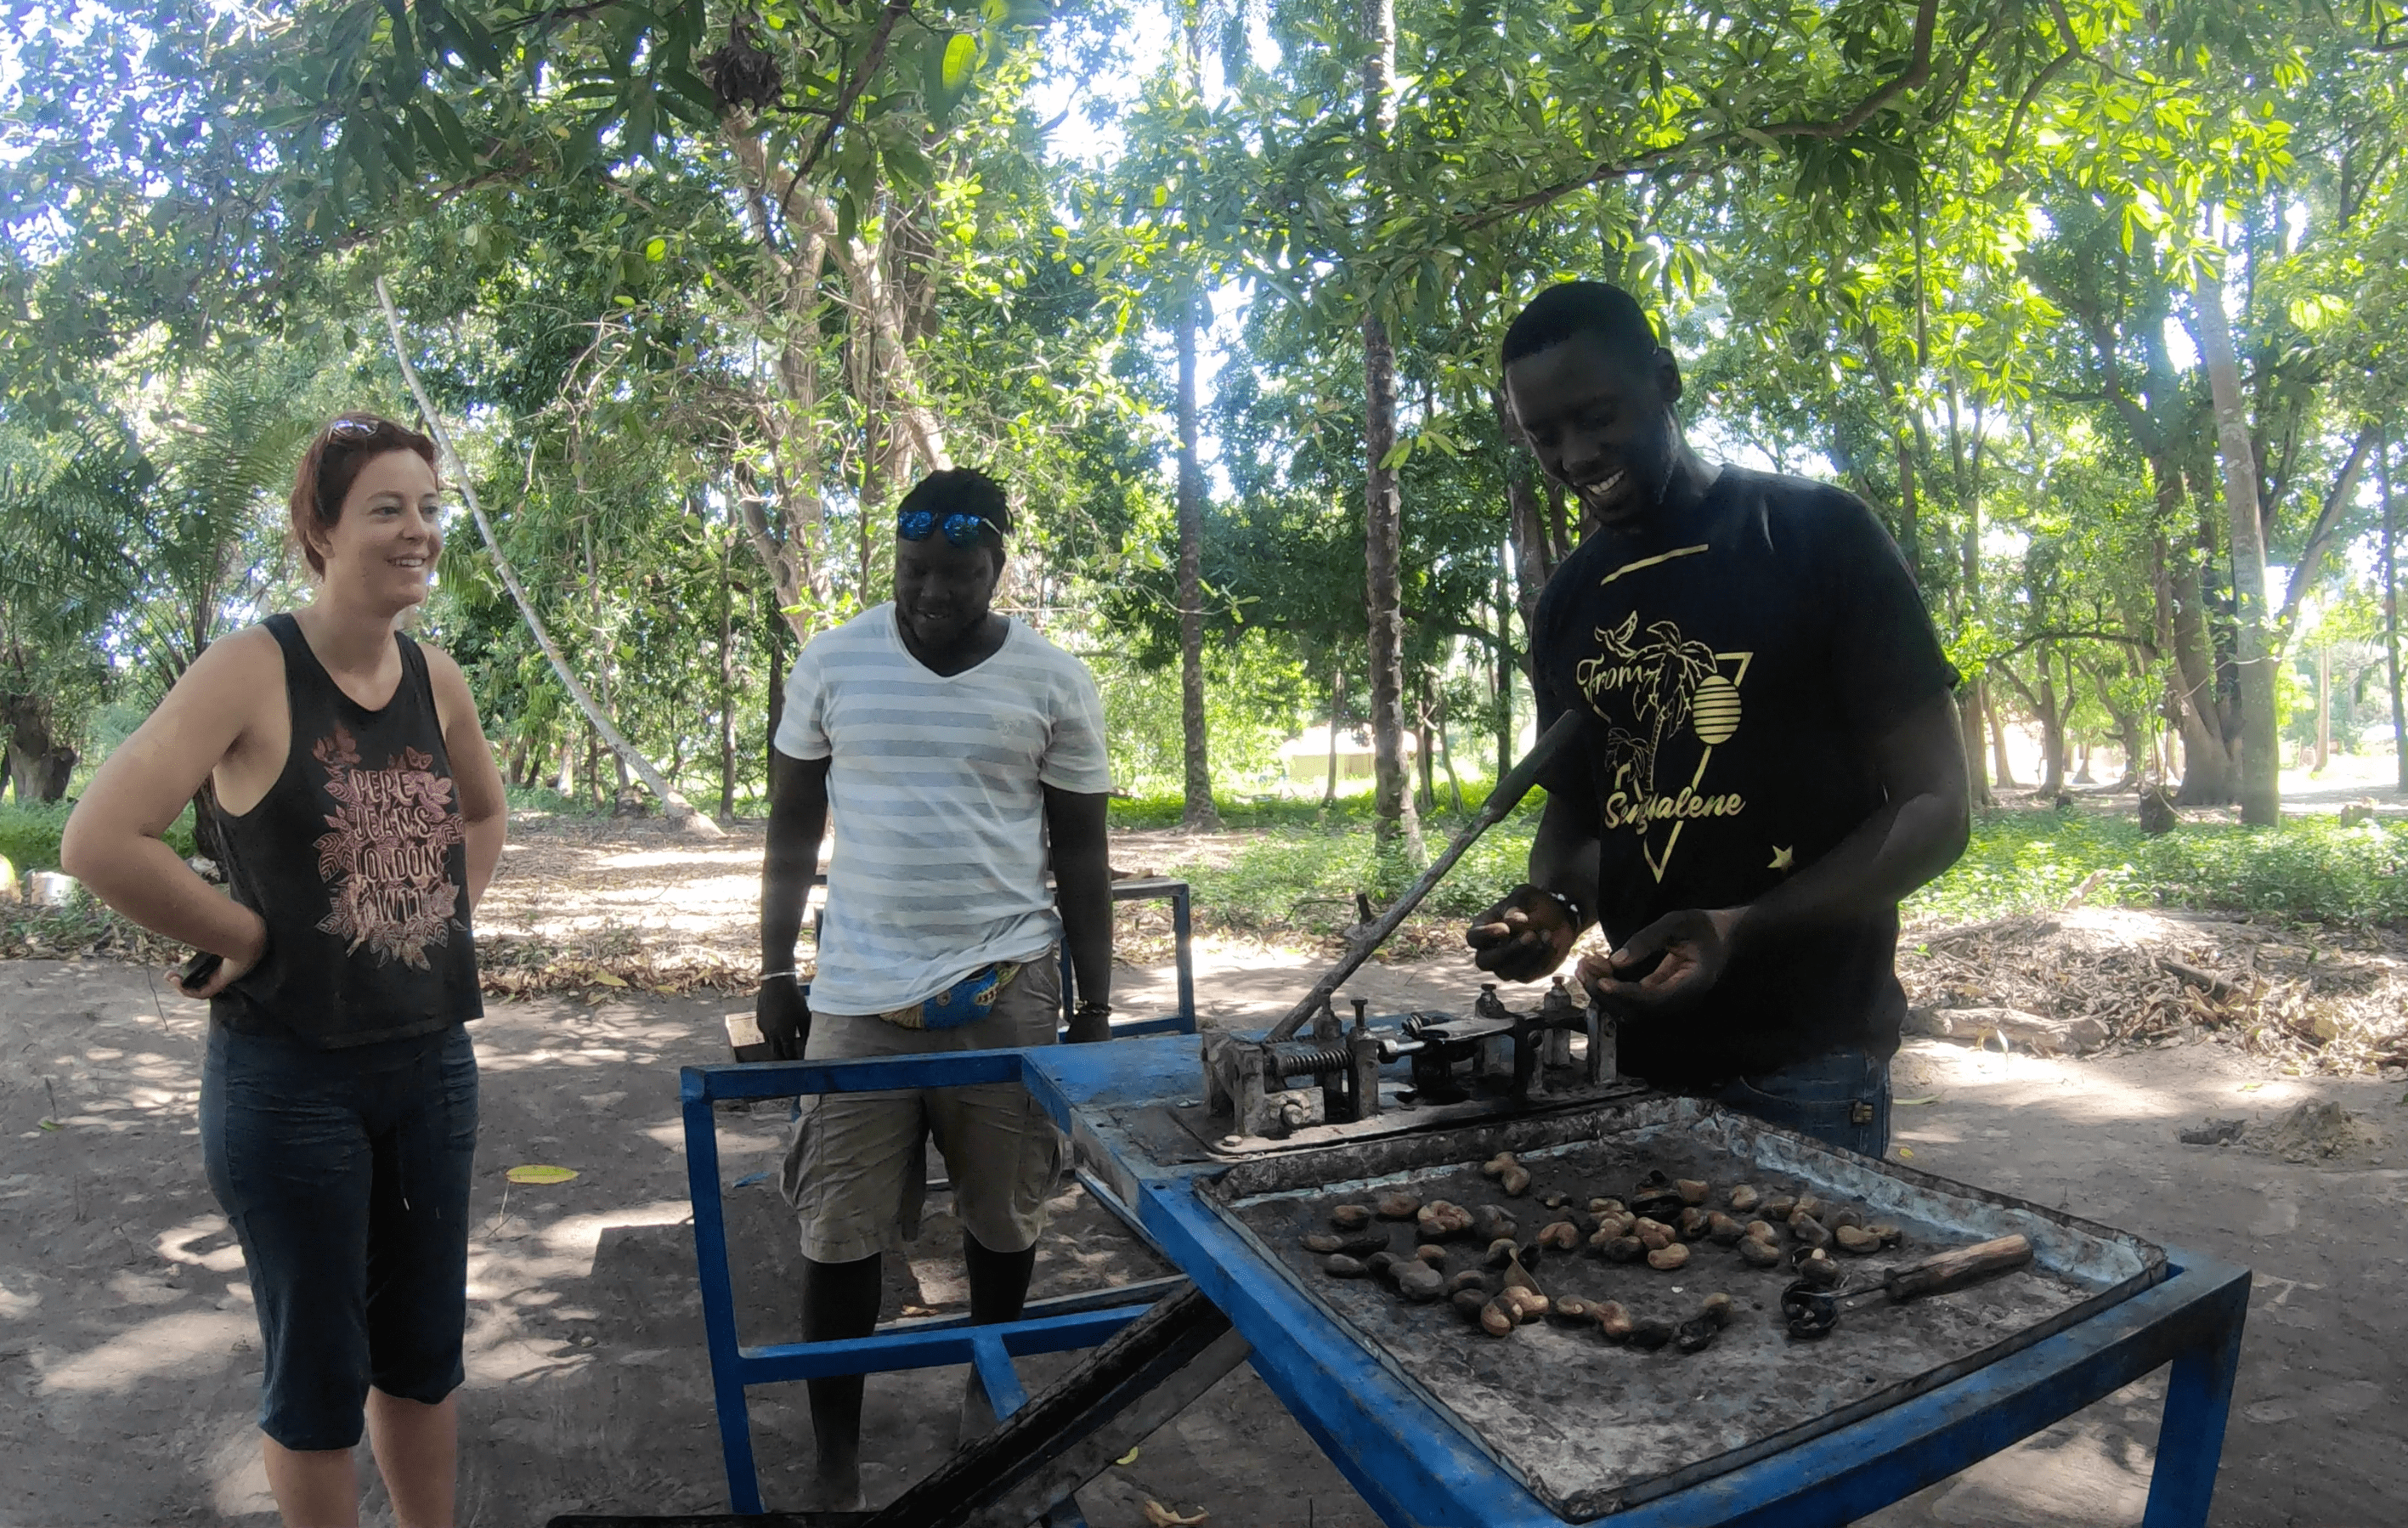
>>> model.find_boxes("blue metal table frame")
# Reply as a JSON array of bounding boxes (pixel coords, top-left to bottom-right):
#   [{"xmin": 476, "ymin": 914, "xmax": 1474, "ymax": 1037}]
[
  {"xmin": 1020, "ymin": 1037, "xmax": 2251, "ymax": 1528},
  {"xmin": 682, "ymin": 1050, "xmax": 1184, "ymax": 1518},
  {"xmin": 684, "ymin": 1034, "xmax": 2247, "ymax": 1525},
  {"xmin": 810, "ymin": 874, "xmax": 1199, "ymax": 1039}
]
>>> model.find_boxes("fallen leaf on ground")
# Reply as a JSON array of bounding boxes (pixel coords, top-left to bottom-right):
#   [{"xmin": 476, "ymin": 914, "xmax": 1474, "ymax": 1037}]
[
  {"xmin": 1143, "ymin": 1503, "xmax": 1207, "ymax": 1526},
  {"xmin": 1895, "ymin": 1146, "xmax": 1914, "ymax": 1160},
  {"xmin": 506, "ymin": 1164, "xmax": 579, "ymax": 1185},
  {"xmin": 1116, "ymin": 1446, "xmax": 1140, "ymax": 1466},
  {"xmin": 590, "ymin": 971, "xmax": 629, "ymax": 988},
  {"xmin": 1894, "ymin": 1095, "xmax": 1942, "ymax": 1106}
]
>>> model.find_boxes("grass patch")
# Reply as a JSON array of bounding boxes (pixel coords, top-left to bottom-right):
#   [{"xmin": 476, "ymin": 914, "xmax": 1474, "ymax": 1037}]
[
  {"xmin": 1168, "ymin": 811, "xmax": 1537, "ymax": 942},
  {"xmin": 0, "ymin": 801, "xmax": 195, "ymax": 874},
  {"xmin": 1107, "ymin": 779, "xmax": 1518, "ymax": 833},
  {"xmin": 1163, "ymin": 806, "xmax": 2408, "ymax": 948},
  {"xmin": 1902, "ymin": 810, "xmax": 2151, "ymax": 924},
  {"xmin": 1907, "ymin": 808, "xmax": 2408, "ymax": 925}
]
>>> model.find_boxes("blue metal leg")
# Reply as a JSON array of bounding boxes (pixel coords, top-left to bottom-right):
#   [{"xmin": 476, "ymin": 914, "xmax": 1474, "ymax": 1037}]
[
  {"xmin": 681, "ymin": 1053, "xmax": 1186, "ymax": 1518},
  {"xmin": 681, "ymin": 1073, "xmax": 765, "ymax": 1514},
  {"xmin": 969, "ymin": 1329, "xmax": 1032, "ymax": 1418},
  {"xmin": 2140, "ymin": 1274, "xmax": 2249, "ymax": 1528},
  {"xmin": 1172, "ymin": 886, "xmax": 1196, "ymax": 1034}
]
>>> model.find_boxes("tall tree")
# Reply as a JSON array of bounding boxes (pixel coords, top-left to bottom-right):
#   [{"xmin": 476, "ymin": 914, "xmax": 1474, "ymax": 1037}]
[
  {"xmin": 2190, "ymin": 250, "xmax": 2280, "ymax": 824},
  {"xmin": 1357, "ymin": 0, "xmax": 1420, "ymax": 862},
  {"xmin": 377, "ymin": 277, "xmax": 725, "ymax": 836},
  {"xmin": 1173, "ymin": 3, "xmax": 1218, "ymax": 829}
]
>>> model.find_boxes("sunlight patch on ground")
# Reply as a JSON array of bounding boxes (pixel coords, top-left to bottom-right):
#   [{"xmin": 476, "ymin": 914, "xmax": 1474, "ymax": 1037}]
[
  {"xmin": 0, "ymin": 1275, "xmax": 41, "ymax": 1318},
  {"xmin": 593, "ymin": 849, "xmax": 770, "ymax": 872},
  {"xmin": 156, "ymin": 1213, "xmax": 246, "ymax": 1272},
  {"xmin": 37, "ymin": 1308, "xmax": 252, "ymax": 1393},
  {"xmin": 1898, "ymin": 1041, "xmax": 2309, "ymax": 1123},
  {"xmin": 207, "ymin": 1419, "xmax": 277, "ymax": 1518}
]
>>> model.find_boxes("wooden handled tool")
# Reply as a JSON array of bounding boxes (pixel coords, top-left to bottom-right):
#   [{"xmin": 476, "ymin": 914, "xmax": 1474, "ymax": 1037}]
[
  {"xmin": 1836, "ymin": 1234, "xmax": 2033, "ymax": 1311},
  {"xmin": 1783, "ymin": 1234, "xmax": 2032, "ymax": 1338}
]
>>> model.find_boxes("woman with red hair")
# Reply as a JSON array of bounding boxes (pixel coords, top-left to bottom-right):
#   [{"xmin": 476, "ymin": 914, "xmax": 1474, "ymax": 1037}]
[{"xmin": 65, "ymin": 413, "xmax": 506, "ymax": 1528}]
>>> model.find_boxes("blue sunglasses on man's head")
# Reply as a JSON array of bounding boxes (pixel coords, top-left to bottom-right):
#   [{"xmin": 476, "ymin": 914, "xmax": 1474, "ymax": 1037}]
[{"xmin": 896, "ymin": 508, "xmax": 1004, "ymax": 547}]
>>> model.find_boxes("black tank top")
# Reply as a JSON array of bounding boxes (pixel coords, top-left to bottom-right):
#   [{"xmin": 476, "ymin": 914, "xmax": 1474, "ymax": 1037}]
[{"xmin": 211, "ymin": 614, "xmax": 483, "ymax": 1048}]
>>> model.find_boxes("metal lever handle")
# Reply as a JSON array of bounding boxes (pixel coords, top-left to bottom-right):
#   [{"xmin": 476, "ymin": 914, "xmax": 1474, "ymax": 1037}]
[{"xmin": 1263, "ymin": 710, "xmax": 1586, "ymax": 1044}]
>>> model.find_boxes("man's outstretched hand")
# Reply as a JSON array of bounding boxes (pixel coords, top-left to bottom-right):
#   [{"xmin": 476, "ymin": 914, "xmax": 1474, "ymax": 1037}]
[
  {"xmin": 757, "ymin": 979, "xmax": 811, "ymax": 1061},
  {"xmin": 1577, "ymin": 907, "xmax": 1744, "ymax": 1016},
  {"xmin": 1466, "ymin": 884, "xmax": 1582, "ymax": 982}
]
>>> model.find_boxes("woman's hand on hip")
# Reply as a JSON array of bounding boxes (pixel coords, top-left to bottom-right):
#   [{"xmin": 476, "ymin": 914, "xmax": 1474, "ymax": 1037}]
[{"xmin": 172, "ymin": 912, "xmax": 268, "ymax": 999}]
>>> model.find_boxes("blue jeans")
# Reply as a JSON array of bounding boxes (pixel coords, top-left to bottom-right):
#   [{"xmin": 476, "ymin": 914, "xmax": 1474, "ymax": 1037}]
[
  {"xmin": 1703, "ymin": 1047, "xmax": 1891, "ymax": 1158},
  {"xmin": 201, "ymin": 1023, "xmax": 479, "ymax": 1451}
]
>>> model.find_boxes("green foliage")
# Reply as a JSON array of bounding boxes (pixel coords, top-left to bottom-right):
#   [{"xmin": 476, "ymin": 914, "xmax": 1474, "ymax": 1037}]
[
  {"xmin": 1089, "ymin": 628, "xmax": 1309, "ymax": 790},
  {"xmin": 2132, "ymin": 818, "xmax": 2408, "ymax": 924},
  {"xmin": 1164, "ymin": 806, "xmax": 2408, "ymax": 948},
  {"xmin": 1173, "ymin": 813, "xmax": 1539, "ymax": 938},
  {"xmin": 0, "ymin": 803, "xmax": 195, "ymax": 874},
  {"xmin": 1906, "ymin": 810, "xmax": 2408, "ymax": 928},
  {"xmin": 7, "ymin": 0, "xmax": 2408, "ymax": 849}
]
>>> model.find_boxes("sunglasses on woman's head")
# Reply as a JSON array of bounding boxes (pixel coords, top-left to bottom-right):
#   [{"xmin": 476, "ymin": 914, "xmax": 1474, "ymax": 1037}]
[
  {"xmin": 896, "ymin": 508, "xmax": 1004, "ymax": 547},
  {"xmin": 325, "ymin": 417, "xmax": 379, "ymax": 441}
]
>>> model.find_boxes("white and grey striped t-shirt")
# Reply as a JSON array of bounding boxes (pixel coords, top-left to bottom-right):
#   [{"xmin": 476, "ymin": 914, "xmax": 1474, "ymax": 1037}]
[{"xmin": 774, "ymin": 603, "xmax": 1113, "ymax": 1016}]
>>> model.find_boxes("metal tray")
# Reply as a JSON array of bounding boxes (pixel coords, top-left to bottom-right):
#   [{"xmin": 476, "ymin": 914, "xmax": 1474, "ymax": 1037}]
[{"xmin": 1199, "ymin": 1092, "xmax": 2168, "ymax": 1520}]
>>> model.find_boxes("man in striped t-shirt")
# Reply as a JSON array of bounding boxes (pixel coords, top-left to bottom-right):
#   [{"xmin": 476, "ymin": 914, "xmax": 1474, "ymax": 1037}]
[{"xmin": 755, "ymin": 467, "xmax": 1115, "ymax": 1508}]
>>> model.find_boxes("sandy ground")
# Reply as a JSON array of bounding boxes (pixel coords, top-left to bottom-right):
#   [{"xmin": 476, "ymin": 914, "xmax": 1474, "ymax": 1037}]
[{"xmin": 4, "ymin": 941, "xmax": 2406, "ymax": 1528}]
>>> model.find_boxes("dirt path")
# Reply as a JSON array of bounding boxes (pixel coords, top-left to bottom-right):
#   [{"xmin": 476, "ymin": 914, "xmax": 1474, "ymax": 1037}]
[{"xmin": 5, "ymin": 948, "xmax": 2405, "ymax": 1526}]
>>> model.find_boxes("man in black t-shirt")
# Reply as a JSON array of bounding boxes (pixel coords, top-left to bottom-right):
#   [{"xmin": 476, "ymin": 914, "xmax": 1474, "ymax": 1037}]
[{"xmin": 1467, "ymin": 282, "xmax": 1969, "ymax": 1157}]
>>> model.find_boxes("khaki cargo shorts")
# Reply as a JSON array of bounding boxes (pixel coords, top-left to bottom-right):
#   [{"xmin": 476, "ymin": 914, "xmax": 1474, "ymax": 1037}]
[{"xmin": 780, "ymin": 952, "xmax": 1066, "ymax": 1264}]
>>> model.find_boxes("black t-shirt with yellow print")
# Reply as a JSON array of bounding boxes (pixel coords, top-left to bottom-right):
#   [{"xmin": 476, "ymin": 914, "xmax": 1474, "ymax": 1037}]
[{"xmin": 1530, "ymin": 466, "xmax": 1959, "ymax": 1085}]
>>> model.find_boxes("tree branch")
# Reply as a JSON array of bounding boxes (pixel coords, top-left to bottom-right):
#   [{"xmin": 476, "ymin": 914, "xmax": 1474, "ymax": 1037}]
[
  {"xmin": 2275, "ymin": 423, "xmax": 2381, "ymax": 653},
  {"xmin": 786, "ymin": 0, "xmax": 914, "ymax": 195},
  {"xmin": 1995, "ymin": 629, "xmax": 2158, "ymax": 662},
  {"xmin": 372, "ymin": 274, "xmax": 723, "ymax": 835},
  {"xmin": 1461, "ymin": 0, "xmax": 1937, "ymax": 230}
]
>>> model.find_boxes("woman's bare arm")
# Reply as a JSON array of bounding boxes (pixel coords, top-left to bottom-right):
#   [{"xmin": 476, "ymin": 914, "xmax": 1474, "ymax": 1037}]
[
  {"xmin": 423, "ymin": 644, "xmax": 508, "ymax": 913},
  {"xmin": 60, "ymin": 632, "xmax": 278, "ymax": 996}
]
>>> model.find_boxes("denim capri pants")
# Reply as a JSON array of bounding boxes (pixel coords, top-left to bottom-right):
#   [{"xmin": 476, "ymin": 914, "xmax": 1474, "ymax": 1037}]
[{"xmin": 201, "ymin": 1022, "xmax": 478, "ymax": 1452}]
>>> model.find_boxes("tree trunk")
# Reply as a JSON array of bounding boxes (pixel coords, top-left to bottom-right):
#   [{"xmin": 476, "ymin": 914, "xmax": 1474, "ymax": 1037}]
[
  {"xmin": 2315, "ymin": 643, "xmax": 2330, "ymax": 772},
  {"xmin": 1985, "ymin": 690, "xmax": 2019, "ymax": 790},
  {"xmin": 1415, "ymin": 685, "xmax": 1436, "ymax": 816},
  {"xmin": 721, "ymin": 126, "xmax": 834, "ymax": 638},
  {"xmin": 1493, "ymin": 548, "xmax": 1515, "ymax": 779},
  {"xmin": 1363, "ymin": 312, "xmax": 1419, "ymax": 859},
  {"xmin": 1895, "ymin": 428, "xmax": 1920, "ymax": 588},
  {"xmin": 1175, "ymin": 294, "xmax": 1219, "ymax": 829},
  {"xmin": 584, "ymin": 526, "xmax": 631, "ymax": 803},
  {"xmin": 1497, "ymin": 388, "xmax": 1553, "ymax": 652},
  {"xmin": 0, "ymin": 693, "xmax": 74, "ymax": 803},
  {"xmin": 1324, "ymin": 665, "xmax": 1344, "ymax": 806},
  {"xmin": 1359, "ymin": 0, "xmax": 1419, "ymax": 861},
  {"xmin": 1946, "ymin": 388, "xmax": 1993, "ymax": 809},
  {"xmin": 2166, "ymin": 549, "xmax": 2236, "ymax": 803},
  {"xmin": 1959, "ymin": 683, "xmax": 1989, "ymax": 807},
  {"xmin": 2037, "ymin": 665, "xmax": 2066, "ymax": 795},
  {"xmin": 839, "ymin": 233, "xmax": 952, "ymax": 477},
  {"xmin": 2190, "ymin": 256, "xmax": 2279, "ymax": 824},
  {"xmin": 2383, "ymin": 433, "xmax": 2405, "ymax": 793},
  {"xmin": 1434, "ymin": 683, "xmax": 1466, "ymax": 814},
  {"xmin": 375, "ymin": 276, "xmax": 725, "ymax": 837},
  {"xmin": 718, "ymin": 526, "xmax": 737, "ymax": 823}
]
